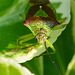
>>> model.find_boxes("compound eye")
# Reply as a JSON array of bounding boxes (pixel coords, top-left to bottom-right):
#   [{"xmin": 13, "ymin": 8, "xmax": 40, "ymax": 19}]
[{"xmin": 23, "ymin": 21, "xmax": 27, "ymax": 26}]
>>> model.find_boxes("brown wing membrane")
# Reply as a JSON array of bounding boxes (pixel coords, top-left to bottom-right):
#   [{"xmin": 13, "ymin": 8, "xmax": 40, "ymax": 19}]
[
  {"xmin": 26, "ymin": 5, "xmax": 40, "ymax": 19},
  {"xmin": 42, "ymin": 4, "xmax": 56, "ymax": 20}
]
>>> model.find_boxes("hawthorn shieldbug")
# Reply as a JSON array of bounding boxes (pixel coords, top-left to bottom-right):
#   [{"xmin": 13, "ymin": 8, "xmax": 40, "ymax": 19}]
[{"xmin": 10, "ymin": 0, "xmax": 68, "ymax": 75}]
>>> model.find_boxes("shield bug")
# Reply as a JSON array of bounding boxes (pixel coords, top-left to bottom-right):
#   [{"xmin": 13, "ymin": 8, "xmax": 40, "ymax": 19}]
[{"xmin": 10, "ymin": 0, "xmax": 67, "ymax": 75}]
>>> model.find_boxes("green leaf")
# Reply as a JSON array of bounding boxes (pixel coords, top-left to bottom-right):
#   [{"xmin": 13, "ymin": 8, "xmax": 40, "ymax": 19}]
[
  {"xmin": 0, "ymin": 0, "xmax": 73, "ymax": 75},
  {"xmin": 0, "ymin": 56, "xmax": 34, "ymax": 75},
  {"xmin": 0, "ymin": 0, "xmax": 70, "ymax": 63},
  {"xmin": 65, "ymin": 1, "xmax": 75, "ymax": 75},
  {"xmin": 66, "ymin": 55, "xmax": 75, "ymax": 75},
  {"xmin": 21, "ymin": 57, "xmax": 43, "ymax": 75}
]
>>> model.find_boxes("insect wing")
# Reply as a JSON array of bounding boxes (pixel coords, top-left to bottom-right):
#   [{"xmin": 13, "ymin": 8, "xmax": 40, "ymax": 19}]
[
  {"xmin": 24, "ymin": 1, "xmax": 40, "ymax": 19},
  {"xmin": 26, "ymin": 5, "xmax": 40, "ymax": 19},
  {"xmin": 42, "ymin": 4, "xmax": 56, "ymax": 20},
  {"xmin": 25, "ymin": 0, "xmax": 56, "ymax": 20}
]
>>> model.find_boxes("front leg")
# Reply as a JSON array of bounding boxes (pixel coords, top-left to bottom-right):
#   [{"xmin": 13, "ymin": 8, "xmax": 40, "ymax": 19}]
[
  {"xmin": 46, "ymin": 39, "xmax": 56, "ymax": 52},
  {"xmin": 53, "ymin": 18, "xmax": 68, "ymax": 30},
  {"xmin": 9, "ymin": 33, "xmax": 34, "ymax": 52},
  {"xmin": 37, "ymin": 39, "xmax": 56, "ymax": 57},
  {"xmin": 44, "ymin": 41, "xmax": 61, "ymax": 75}
]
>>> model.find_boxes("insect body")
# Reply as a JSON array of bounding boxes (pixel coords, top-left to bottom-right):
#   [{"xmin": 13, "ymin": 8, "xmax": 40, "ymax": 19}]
[
  {"xmin": 22, "ymin": 1, "xmax": 67, "ymax": 74},
  {"xmin": 23, "ymin": 15, "xmax": 65, "ymax": 75},
  {"xmin": 23, "ymin": 17, "xmax": 60, "ymax": 44},
  {"xmin": 10, "ymin": 0, "xmax": 67, "ymax": 75},
  {"xmin": 23, "ymin": 16, "xmax": 62, "ymax": 75}
]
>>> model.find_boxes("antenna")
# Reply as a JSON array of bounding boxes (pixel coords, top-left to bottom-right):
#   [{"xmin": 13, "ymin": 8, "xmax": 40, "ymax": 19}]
[{"xmin": 44, "ymin": 42, "xmax": 61, "ymax": 75}]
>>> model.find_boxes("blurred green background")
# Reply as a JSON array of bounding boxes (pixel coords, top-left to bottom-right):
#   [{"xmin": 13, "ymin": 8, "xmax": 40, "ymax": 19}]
[{"xmin": 0, "ymin": 0, "xmax": 75, "ymax": 75}]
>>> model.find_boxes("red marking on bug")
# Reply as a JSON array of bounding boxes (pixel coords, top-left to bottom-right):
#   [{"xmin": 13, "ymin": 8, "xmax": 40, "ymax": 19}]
[
  {"xmin": 23, "ymin": 23, "xmax": 28, "ymax": 26},
  {"xmin": 26, "ymin": 46, "xmax": 34, "ymax": 54},
  {"xmin": 23, "ymin": 19, "xmax": 30, "ymax": 26}
]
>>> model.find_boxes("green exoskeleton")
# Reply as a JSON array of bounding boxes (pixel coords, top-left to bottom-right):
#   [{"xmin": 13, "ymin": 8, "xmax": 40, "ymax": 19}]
[{"xmin": 10, "ymin": 0, "xmax": 67, "ymax": 75}]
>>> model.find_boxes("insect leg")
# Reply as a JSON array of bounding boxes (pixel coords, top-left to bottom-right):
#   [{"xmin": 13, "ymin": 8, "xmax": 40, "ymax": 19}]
[
  {"xmin": 19, "ymin": 33, "xmax": 34, "ymax": 45},
  {"xmin": 9, "ymin": 33, "xmax": 34, "ymax": 52},
  {"xmin": 36, "ymin": 52, "xmax": 55, "ymax": 58},
  {"xmin": 53, "ymin": 18, "xmax": 68, "ymax": 30},
  {"xmin": 19, "ymin": 36, "xmax": 37, "ymax": 53},
  {"xmin": 46, "ymin": 39, "xmax": 56, "ymax": 52},
  {"xmin": 53, "ymin": 24, "xmax": 67, "ymax": 30},
  {"xmin": 58, "ymin": 17, "xmax": 67, "ymax": 24},
  {"xmin": 37, "ymin": 39, "xmax": 56, "ymax": 57},
  {"xmin": 44, "ymin": 41, "xmax": 61, "ymax": 75}
]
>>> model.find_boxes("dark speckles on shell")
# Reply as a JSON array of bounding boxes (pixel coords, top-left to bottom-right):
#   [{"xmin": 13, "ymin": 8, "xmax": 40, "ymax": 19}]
[
  {"xmin": 25, "ymin": 17, "xmax": 60, "ymax": 36},
  {"xmin": 28, "ymin": 17, "xmax": 59, "ymax": 28}
]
